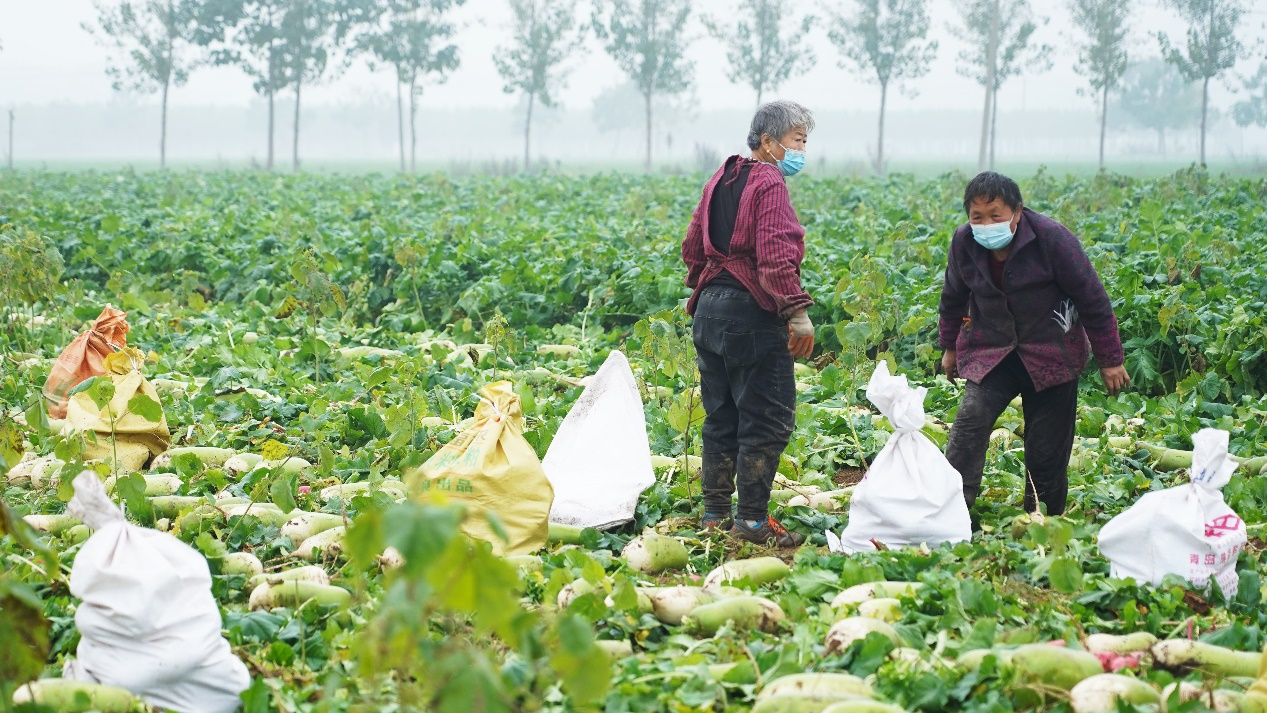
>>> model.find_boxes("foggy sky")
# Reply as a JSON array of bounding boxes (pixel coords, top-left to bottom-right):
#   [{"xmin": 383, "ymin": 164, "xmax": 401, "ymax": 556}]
[{"xmin": 0, "ymin": 0, "xmax": 1253, "ymax": 114}]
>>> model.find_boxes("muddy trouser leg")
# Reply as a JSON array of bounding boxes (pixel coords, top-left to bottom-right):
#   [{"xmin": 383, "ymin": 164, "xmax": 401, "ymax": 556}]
[
  {"xmin": 695, "ymin": 317, "xmax": 740, "ymax": 517},
  {"xmin": 1020, "ymin": 377, "xmax": 1079, "ymax": 516},
  {"xmin": 731, "ymin": 331, "xmax": 796, "ymax": 523},
  {"xmin": 690, "ymin": 284, "xmax": 793, "ymax": 523},
  {"xmin": 945, "ymin": 352, "xmax": 1026, "ymax": 512}
]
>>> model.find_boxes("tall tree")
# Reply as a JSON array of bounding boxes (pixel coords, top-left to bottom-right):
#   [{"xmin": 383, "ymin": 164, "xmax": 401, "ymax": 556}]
[
  {"xmin": 1232, "ymin": 61, "xmax": 1267, "ymax": 129},
  {"xmin": 703, "ymin": 0, "xmax": 815, "ymax": 108},
  {"xmin": 1069, "ymin": 0, "xmax": 1130, "ymax": 169},
  {"xmin": 494, "ymin": 0, "xmax": 586, "ymax": 172},
  {"xmin": 210, "ymin": 0, "xmax": 289, "ymax": 170},
  {"xmin": 827, "ymin": 0, "xmax": 936, "ymax": 176},
  {"xmin": 955, "ymin": 0, "xmax": 1052, "ymax": 170},
  {"xmin": 593, "ymin": 0, "xmax": 695, "ymax": 172},
  {"xmin": 278, "ymin": 0, "xmax": 344, "ymax": 172},
  {"xmin": 358, "ymin": 0, "xmax": 462, "ymax": 173},
  {"xmin": 84, "ymin": 0, "xmax": 206, "ymax": 169},
  {"xmin": 1113, "ymin": 58, "xmax": 1201, "ymax": 155},
  {"xmin": 1158, "ymin": 0, "xmax": 1249, "ymax": 165}
]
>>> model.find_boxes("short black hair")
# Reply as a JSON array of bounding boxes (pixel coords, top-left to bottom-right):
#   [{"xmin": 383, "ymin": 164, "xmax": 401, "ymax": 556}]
[{"xmin": 963, "ymin": 171, "xmax": 1023, "ymax": 214}]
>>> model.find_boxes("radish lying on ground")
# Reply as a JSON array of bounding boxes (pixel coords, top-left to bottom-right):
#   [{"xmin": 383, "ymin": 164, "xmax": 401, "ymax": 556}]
[
  {"xmin": 830, "ymin": 581, "xmax": 923, "ymax": 609},
  {"xmin": 642, "ymin": 587, "xmax": 718, "ymax": 625},
  {"xmin": 11, "ymin": 679, "xmax": 136, "ymax": 712},
  {"xmin": 825, "ymin": 618, "xmax": 901, "ymax": 654},
  {"xmin": 151, "ymin": 446, "xmax": 236, "ymax": 469},
  {"xmin": 703, "ymin": 557, "xmax": 789, "ymax": 590},
  {"xmin": 1152, "ymin": 639, "xmax": 1262, "ymax": 678},
  {"xmin": 1070, "ymin": 674, "xmax": 1161, "ymax": 713},
  {"xmin": 621, "ymin": 534, "xmax": 688, "ymax": 574},
  {"xmin": 218, "ymin": 551, "xmax": 263, "ymax": 579},
  {"xmin": 247, "ymin": 565, "xmax": 330, "ymax": 589},
  {"xmin": 759, "ymin": 673, "xmax": 873, "ymax": 700},
  {"xmin": 296, "ymin": 526, "xmax": 346, "ymax": 561},
  {"xmin": 682, "ymin": 596, "xmax": 784, "ymax": 636},
  {"xmin": 281, "ymin": 512, "xmax": 345, "ymax": 544},
  {"xmin": 249, "ymin": 580, "xmax": 351, "ymax": 610}
]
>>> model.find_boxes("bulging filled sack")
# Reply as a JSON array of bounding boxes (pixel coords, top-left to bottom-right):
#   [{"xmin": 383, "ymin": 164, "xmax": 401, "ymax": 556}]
[
  {"xmin": 62, "ymin": 471, "xmax": 250, "ymax": 713},
  {"xmin": 828, "ymin": 361, "xmax": 972, "ymax": 553},
  {"xmin": 44, "ymin": 306, "xmax": 130, "ymax": 419},
  {"xmin": 407, "ymin": 381, "xmax": 554, "ymax": 556},
  {"xmin": 65, "ymin": 348, "xmax": 170, "ymax": 473},
  {"xmin": 1099, "ymin": 428, "xmax": 1247, "ymax": 597},
  {"xmin": 543, "ymin": 351, "xmax": 655, "ymax": 530}
]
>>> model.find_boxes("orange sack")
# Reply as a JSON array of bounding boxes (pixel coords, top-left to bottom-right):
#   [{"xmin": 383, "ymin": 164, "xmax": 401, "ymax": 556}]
[{"xmin": 43, "ymin": 306, "xmax": 130, "ymax": 419}]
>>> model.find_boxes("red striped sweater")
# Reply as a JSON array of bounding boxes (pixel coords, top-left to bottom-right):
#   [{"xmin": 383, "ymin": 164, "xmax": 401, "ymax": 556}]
[{"xmin": 682, "ymin": 157, "xmax": 813, "ymax": 319}]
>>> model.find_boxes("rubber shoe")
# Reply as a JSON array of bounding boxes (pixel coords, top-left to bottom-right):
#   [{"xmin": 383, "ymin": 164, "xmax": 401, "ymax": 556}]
[
  {"xmin": 730, "ymin": 517, "xmax": 805, "ymax": 548},
  {"xmin": 700, "ymin": 513, "xmax": 733, "ymax": 533}
]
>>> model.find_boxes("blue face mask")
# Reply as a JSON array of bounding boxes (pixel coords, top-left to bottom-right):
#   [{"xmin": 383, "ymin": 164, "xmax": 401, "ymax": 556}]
[
  {"xmin": 775, "ymin": 143, "xmax": 806, "ymax": 177},
  {"xmin": 971, "ymin": 213, "xmax": 1016, "ymax": 250}
]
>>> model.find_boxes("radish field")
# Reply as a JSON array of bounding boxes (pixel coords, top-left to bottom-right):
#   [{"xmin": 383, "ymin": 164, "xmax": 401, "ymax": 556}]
[{"xmin": 3, "ymin": 167, "xmax": 1267, "ymax": 713}]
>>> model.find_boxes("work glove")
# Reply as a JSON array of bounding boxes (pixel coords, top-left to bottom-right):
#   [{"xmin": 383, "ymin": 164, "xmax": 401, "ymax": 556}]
[{"xmin": 787, "ymin": 310, "xmax": 814, "ymax": 360}]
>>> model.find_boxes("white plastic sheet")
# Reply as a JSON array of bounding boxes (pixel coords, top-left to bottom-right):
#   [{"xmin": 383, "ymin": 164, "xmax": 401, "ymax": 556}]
[
  {"xmin": 1098, "ymin": 428, "xmax": 1247, "ymax": 596},
  {"xmin": 63, "ymin": 471, "xmax": 250, "ymax": 713},
  {"xmin": 543, "ymin": 350, "xmax": 656, "ymax": 530},
  {"xmin": 828, "ymin": 361, "xmax": 973, "ymax": 553}
]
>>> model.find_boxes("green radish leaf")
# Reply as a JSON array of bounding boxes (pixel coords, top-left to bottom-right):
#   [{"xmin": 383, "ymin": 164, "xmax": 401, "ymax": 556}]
[
  {"xmin": 0, "ymin": 586, "xmax": 51, "ymax": 687},
  {"xmin": 117, "ymin": 473, "xmax": 154, "ymax": 525},
  {"xmin": 367, "ymin": 366, "xmax": 392, "ymax": 390},
  {"xmin": 1049, "ymin": 556, "xmax": 1083, "ymax": 594},
  {"xmin": 550, "ymin": 614, "xmax": 610, "ymax": 704},
  {"xmin": 23, "ymin": 400, "xmax": 50, "ymax": 437},
  {"xmin": 126, "ymin": 392, "xmax": 163, "ymax": 423},
  {"xmin": 86, "ymin": 377, "xmax": 117, "ymax": 412},
  {"xmin": 269, "ymin": 472, "xmax": 297, "ymax": 514}
]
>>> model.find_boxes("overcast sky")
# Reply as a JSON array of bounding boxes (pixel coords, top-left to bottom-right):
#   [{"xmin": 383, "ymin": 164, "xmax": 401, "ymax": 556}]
[{"xmin": 0, "ymin": 0, "xmax": 1261, "ymax": 114}]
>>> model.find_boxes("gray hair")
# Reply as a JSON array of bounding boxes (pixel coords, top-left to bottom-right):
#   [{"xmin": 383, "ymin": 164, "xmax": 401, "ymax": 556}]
[{"xmin": 746, "ymin": 101, "xmax": 815, "ymax": 150}]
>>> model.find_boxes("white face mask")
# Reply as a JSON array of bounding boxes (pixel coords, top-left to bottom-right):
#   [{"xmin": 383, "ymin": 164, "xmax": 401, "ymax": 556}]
[{"xmin": 971, "ymin": 212, "xmax": 1016, "ymax": 250}]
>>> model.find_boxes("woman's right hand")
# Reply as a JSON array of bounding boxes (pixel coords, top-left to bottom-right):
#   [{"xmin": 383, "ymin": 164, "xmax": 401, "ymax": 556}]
[{"xmin": 942, "ymin": 350, "xmax": 959, "ymax": 382}]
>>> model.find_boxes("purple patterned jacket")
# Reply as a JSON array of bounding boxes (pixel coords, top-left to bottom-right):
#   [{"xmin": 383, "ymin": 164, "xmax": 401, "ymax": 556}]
[{"xmin": 938, "ymin": 208, "xmax": 1125, "ymax": 392}]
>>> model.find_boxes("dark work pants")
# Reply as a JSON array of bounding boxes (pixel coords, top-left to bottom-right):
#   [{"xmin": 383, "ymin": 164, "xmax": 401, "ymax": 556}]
[
  {"xmin": 945, "ymin": 351, "xmax": 1079, "ymax": 516},
  {"xmin": 692, "ymin": 285, "xmax": 796, "ymax": 522}
]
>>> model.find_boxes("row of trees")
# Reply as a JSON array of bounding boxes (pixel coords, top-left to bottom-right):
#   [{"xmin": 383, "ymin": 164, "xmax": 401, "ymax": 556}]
[{"xmin": 82, "ymin": 0, "xmax": 1267, "ymax": 172}]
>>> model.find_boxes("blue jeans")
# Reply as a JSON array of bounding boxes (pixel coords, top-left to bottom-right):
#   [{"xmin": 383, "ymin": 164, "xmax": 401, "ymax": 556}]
[{"xmin": 692, "ymin": 285, "xmax": 796, "ymax": 521}]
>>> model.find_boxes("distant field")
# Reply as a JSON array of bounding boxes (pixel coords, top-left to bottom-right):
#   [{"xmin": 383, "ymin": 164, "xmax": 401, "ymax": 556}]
[{"xmin": 8, "ymin": 157, "xmax": 1267, "ymax": 179}]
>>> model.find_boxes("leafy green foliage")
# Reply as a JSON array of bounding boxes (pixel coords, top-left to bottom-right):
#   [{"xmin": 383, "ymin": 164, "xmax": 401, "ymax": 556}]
[{"xmin": 1, "ymin": 168, "xmax": 1267, "ymax": 712}]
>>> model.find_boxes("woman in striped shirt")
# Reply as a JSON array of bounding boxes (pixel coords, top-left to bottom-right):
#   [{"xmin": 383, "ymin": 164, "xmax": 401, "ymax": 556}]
[{"xmin": 682, "ymin": 100, "xmax": 816, "ymax": 548}]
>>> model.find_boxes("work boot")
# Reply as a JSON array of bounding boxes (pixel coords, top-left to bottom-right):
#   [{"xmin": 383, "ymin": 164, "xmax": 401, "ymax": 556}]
[
  {"xmin": 730, "ymin": 517, "xmax": 805, "ymax": 548},
  {"xmin": 700, "ymin": 512, "xmax": 733, "ymax": 533}
]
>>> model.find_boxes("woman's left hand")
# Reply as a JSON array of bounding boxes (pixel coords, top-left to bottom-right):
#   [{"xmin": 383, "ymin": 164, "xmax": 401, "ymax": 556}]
[{"xmin": 1100, "ymin": 365, "xmax": 1131, "ymax": 396}]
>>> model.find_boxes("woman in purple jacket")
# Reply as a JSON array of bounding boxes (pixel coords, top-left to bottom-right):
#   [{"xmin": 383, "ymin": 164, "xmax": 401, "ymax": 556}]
[{"xmin": 939, "ymin": 172, "xmax": 1130, "ymax": 519}]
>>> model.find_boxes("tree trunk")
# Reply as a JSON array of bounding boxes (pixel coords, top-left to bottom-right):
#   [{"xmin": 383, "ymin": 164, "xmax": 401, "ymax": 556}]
[
  {"xmin": 160, "ymin": 76, "xmax": 170, "ymax": 170},
  {"xmin": 409, "ymin": 80, "xmax": 418, "ymax": 174},
  {"xmin": 267, "ymin": 82, "xmax": 275, "ymax": 171},
  {"xmin": 1098, "ymin": 83, "xmax": 1108, "ymax": 169},
  {"xmin": 989, "ymin": 87, "xmax": 998, "ymax": 170},
  {"xmin": 876, "ymin": 81, "xmax": 888, "ymax": 177},
  {"xmin": 292, "ymin": 79, "xmax": 302, "ymax": 173},
  {"xmin": 1199, "ymin": 76, "xmax": 1209, "ymax": 166},
  {"xmin": 644, "ymin": 90, "xmax": 653, "ymax": 173},
  {"xmin": 396, "ymin": 71, "xmax": 406, "ymax": 173},
  {"xmin": 756, "ymin": 88, "xmax": 763, "ymax": 108},
  {"xmin": 524, "ymin": 92, "xmax": 535, "ymax": 172},
  {"xmin": 978, "ymin": 0, "xmax": 1000, "ymax": 172}
]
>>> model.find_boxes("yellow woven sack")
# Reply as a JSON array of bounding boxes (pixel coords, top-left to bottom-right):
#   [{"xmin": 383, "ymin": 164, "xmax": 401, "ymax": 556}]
[
  {"xmin": 408, "ymin": 381, "xmax": 553, "ymax": 556},
  {"xmin": 66, "ymin": 349, "xmax": 170, "ymax": 473}
]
